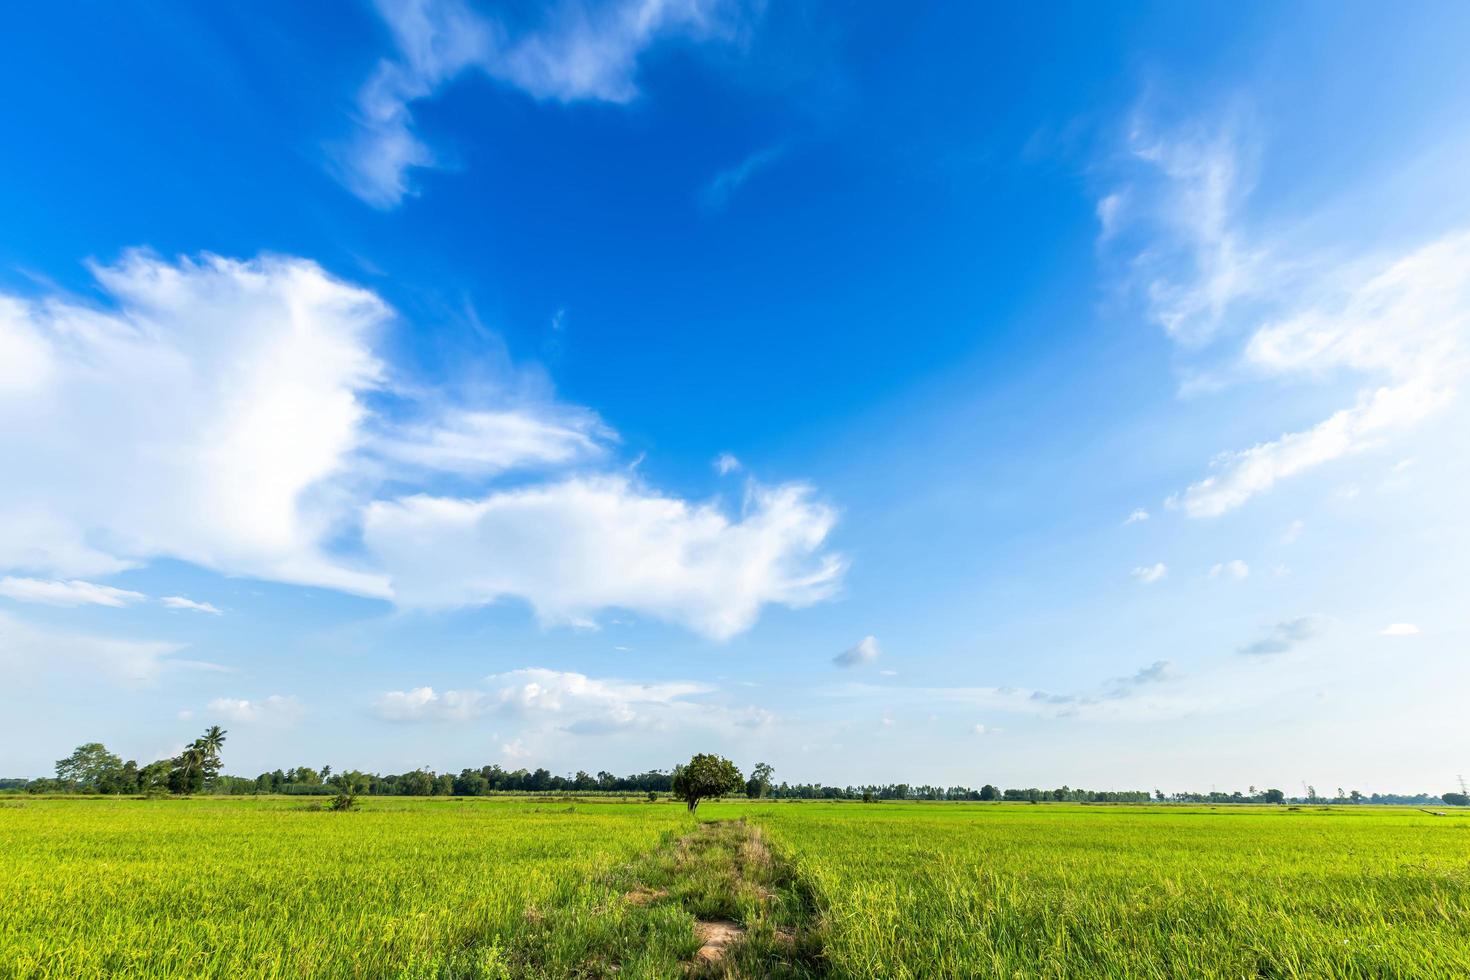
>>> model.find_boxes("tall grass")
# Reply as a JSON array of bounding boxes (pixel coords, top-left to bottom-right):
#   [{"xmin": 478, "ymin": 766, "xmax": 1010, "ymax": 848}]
[
  {"xmin": 0, "ymin": 797, "xmax": 689, "ymax": 978},
  {"xmin": 3, "ymin": 798, "xmax": 1467, "ymax": 977},
  {"xmin": 748, "ymin": 802, "xmax": 1470, "ymax": 978}
]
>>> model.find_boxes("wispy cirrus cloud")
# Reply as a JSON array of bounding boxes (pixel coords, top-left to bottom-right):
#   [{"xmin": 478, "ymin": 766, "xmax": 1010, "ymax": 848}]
[
  {"xmin": 700, "ymin": 144, "xmax": 784, "ymax": 212},
  {"xmin": 0, "ymin": 576, "xmax": 145, "ymax": 608},
  {"xmin": 1105, "ymin": 110, "xmax": 1470, "ymax": 518},
  {"xmin": 334, "ymin": 0, "xmax": 756, "ymax": 208}
]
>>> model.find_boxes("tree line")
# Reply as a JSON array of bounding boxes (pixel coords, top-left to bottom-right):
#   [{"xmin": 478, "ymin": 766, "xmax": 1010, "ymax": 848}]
[{"xmin": 8, "ymin": 736, "xmax": 1466, "ymax": 807}]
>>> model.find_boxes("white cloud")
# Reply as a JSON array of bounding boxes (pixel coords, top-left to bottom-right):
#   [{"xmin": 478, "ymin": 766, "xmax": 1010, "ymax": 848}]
[
  {"xmin": 1112, "ymin": 113, "xmax": 1470, "ymax": 518},
  {"xmin": 373, "ymin": 686, "xmax": 488, "ymax": 723},
  {"xmin": 336, "ymin": 0, "xmax": 752, "ymax": 208},
  {"xmin": 372, "ymin": 407, "xmax": 611, "ymax": 476},
  {"xmin": 500, "ymin": 737, "xmax": 530, "ymax": 759},
  {"xmin": 714, "ymin": 451, "xmax": 742, "ymax": 475},
  {"xmin": 700, "ymin": 145, "xmax": 784, "ymax": 212},
  {"xmin": 1123, "ymin": 508, "xmax": 1149, "ymax": 525},
  {"xmin": 1209, "ymin": 560, "xmax": 1250, "ymax": 580},
  {"xmin": 161, "ymin": 596, "xmax": 223, "ymax": 615},
  {"xmin": 0, "ymin": 251, "xmax": 390, "ymax": 595},
  {"xmin": 1379, "ymin": 623, "xmax": 1420, "ymax": 636},
  {"xmin": 374, "ymin": 667, "xmax": 765, "ymax": 735},
  {"xmin": 1117, "ymin": 111, "xmax": 1262, "ymax": 344},
  {"xmin": 0, "ymin": 577, "xmax": 145, "ymax": 607},
  {"xmin": 1131, "ymin": 562, "xmax": 1167, "ymax": 584},
  {"xmin": 1177, "ymin": 232, "xmax": 1470, "ymax": 517},
  {"xmin": 1282, "ymin": 519, "xmax": 1305, "ymax": 544},
  {"xmin": 970, "ymin": 723, "xmax": 991, "ymax": 736},
  {"xmin": 0, "ymin": 611, "xmax": 218, "ymax": 683},
  {"xmin": 1095, "ymin": 191, "xmax": 1126, "ymax": 242},
  {"xmin": 364, "ymin": 476, "xmax": 843, "ymax": 640},
  {"xmin": 1, "ymin": 252, "xmax": 843, "ymax": 641},
  {"xmin": 833, "ymin": 634, "xmax": 880, "ymax": 668},
  {"xmin": 206, "ymin": 695, "xmax": 304, "ymax": 726}
]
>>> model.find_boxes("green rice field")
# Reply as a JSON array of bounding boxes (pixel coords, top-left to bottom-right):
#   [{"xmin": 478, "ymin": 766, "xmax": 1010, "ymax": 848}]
[{"xmin": 2, "ymin": 797, "xmax": 1468, "ymax": 978}]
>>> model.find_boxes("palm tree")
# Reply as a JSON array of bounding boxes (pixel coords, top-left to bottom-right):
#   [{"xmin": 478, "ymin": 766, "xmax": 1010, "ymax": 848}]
[{"xmin": 200, "ymin": 726, "xmax": 227, "ymax": 762}]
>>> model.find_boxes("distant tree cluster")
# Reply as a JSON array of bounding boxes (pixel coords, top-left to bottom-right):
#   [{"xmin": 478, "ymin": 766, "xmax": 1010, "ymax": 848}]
[
  {"xmin": 22, "ymin": 729, "xmax": 227, "ymax": 796},
  {"xmin": 7, "ymin": 738, "xmax": 1466, "ymax": 808}
]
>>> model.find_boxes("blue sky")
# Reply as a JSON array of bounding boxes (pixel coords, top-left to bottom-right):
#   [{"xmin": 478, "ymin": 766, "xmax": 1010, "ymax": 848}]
[{"xmin": 3, "ymin": 1, "xmax": 1469, "ymax": 792}]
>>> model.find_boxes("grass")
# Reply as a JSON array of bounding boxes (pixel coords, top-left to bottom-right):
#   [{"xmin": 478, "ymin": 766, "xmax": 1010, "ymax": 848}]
[{"xmin": 3, "ymin": 797, "xmax": 1469, "ymax": 977}]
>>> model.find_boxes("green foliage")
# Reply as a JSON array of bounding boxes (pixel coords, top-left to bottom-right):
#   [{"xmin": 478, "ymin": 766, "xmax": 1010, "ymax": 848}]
[
  {"xmin": 745, "ymin": 762, "xmax": 775, "ymax": 799},
  {"xmin": 1444, "ymin": 791, "xmax": 1469, "ymax": 806},
  {"xmin": 54, "ymin": 743, "xmax": 124, "ymax": 792},
  {"xmin": 671, "ymin": 754, "xmax": 744, "ymax": 812}
]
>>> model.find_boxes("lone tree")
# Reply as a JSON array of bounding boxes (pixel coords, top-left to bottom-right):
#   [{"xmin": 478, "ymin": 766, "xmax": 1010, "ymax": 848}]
[{"xmin": 671, "ymin": 754, "xmax": 744, "ymax": 812}]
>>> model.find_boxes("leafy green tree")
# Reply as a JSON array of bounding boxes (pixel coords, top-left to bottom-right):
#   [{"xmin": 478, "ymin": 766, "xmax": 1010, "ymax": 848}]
[
  {"xmin": 1261, "ymin": 788, "xmax": 1285, "ymax": 804},
  {"xmin": 671, "ymin": 753, "xmax": 744, "ymax": 812},
  {"xmin": 1443, "ymin": 791, "xmax": 1469, "ymax": 806},
  {"xmin": 55, "ymin": 743, "xmax": 124, "ymax": 791},
  {"xmin": 979, "ymin": 784, "xmax": 999, "ymax": 801},
  {"xmin": 745, "ymin": 762, "xmax": 775, "ymax": 799}
]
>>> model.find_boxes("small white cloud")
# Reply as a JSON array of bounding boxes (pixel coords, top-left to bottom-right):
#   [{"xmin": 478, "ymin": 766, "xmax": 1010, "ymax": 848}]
[
  {"xmin": 1282, "ymin": 520, "xmax": 1305, "ymax": 544},
  {"xmin": 714, "ymin": 452, "xmax": 742, "ymax": 475},
  {"xmin": 1095, "ymin": 191, "xmax": 1127, "ymax": 242},
  {"xmin": 1238, "ymin": 616, "xmax": 1325, "ymax": 656},
  {"xmin": 1209, "ymin": 560, "xmax": 1250, "ymax": 580},
  {"xmin": 500, "ymin": 738, "xmax": 530, "ymax": 760},
  {"xmin": 1379, "ymin": 623, "xmax": 1420, "ymax": 636},
  {"xmin": 834, "ymin": 635, "xmax": 881, "ymax": 668},
  {"xmin": 160, "ymin": 596, "xmax": 223, "ymax": 615},
  {"xmin": 1123, "ymin": 508, "xmax": 1150, "ymax": 525},
  {"xmin": 0, "ymin": 577, "xmax": 145, "ymax": 608},
  {"xmin": 1131, "ymin": 562, "xmax": 1167, "ymax": 584},
  {"xmin": 970, "ymin": 723, "xmax": 991, "ymax": 736},
  {"xmin": 206, "ymin": 695, "xmax": 304, "ymax": 726},
  {"xmin": 372, "ymin": 686, "xmax": 488, "ymax": 723}
]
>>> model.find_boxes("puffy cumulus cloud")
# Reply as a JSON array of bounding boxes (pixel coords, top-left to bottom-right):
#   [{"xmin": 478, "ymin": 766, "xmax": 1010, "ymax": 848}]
[
  {"xmin": 1209, "ymin": 560, "xmax": 1250, "ymax": 580},
  {"xmin": 1238, "ymin": 616, "xmax": 1325, "ymax": 657},
  {"xmin": 206, "ymin": 695, "xmax": 304, "ymax": 726},
  {"xmin": 1, "ymin": 251, "xmax": 844, "ymax": 640},
  {"xmin": 832, "ymin": 635, "xmax": 880, "ymax": 668},
  {"xmin": 0, "ymin": 576, "xmax": 145, "ymax": 607},
  {"xmin": 1131, "ymin": 562, "xmax": 1167, "ymax": 584},
  {"xmin": 1123, "ymin": 508, "xmax": 1149, "ymax": 525},
  {"xmin": 0, "ymin": 251, "xmax": 389, "ymax": 594},
  {"xmin": 373, "ymin": 667, "xmax": 767, "ymax": 735},
  {"xmin": 0, "ymin": 612, "xmax": 223, "ymax": 684},
  {"xmin": 714, "ymin": 452, "xmax": 742, "ymax": 475},
  {"xmin": 363, "ymin": 477, "xmax": 843, "ymax": 640},
  {"xmin": 336, "ymin": 0, "xmax": 754, "ymax": 207},
  {"xmin": 161, "ymin": 596, "xmax": 223, "ymax": 615}
]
